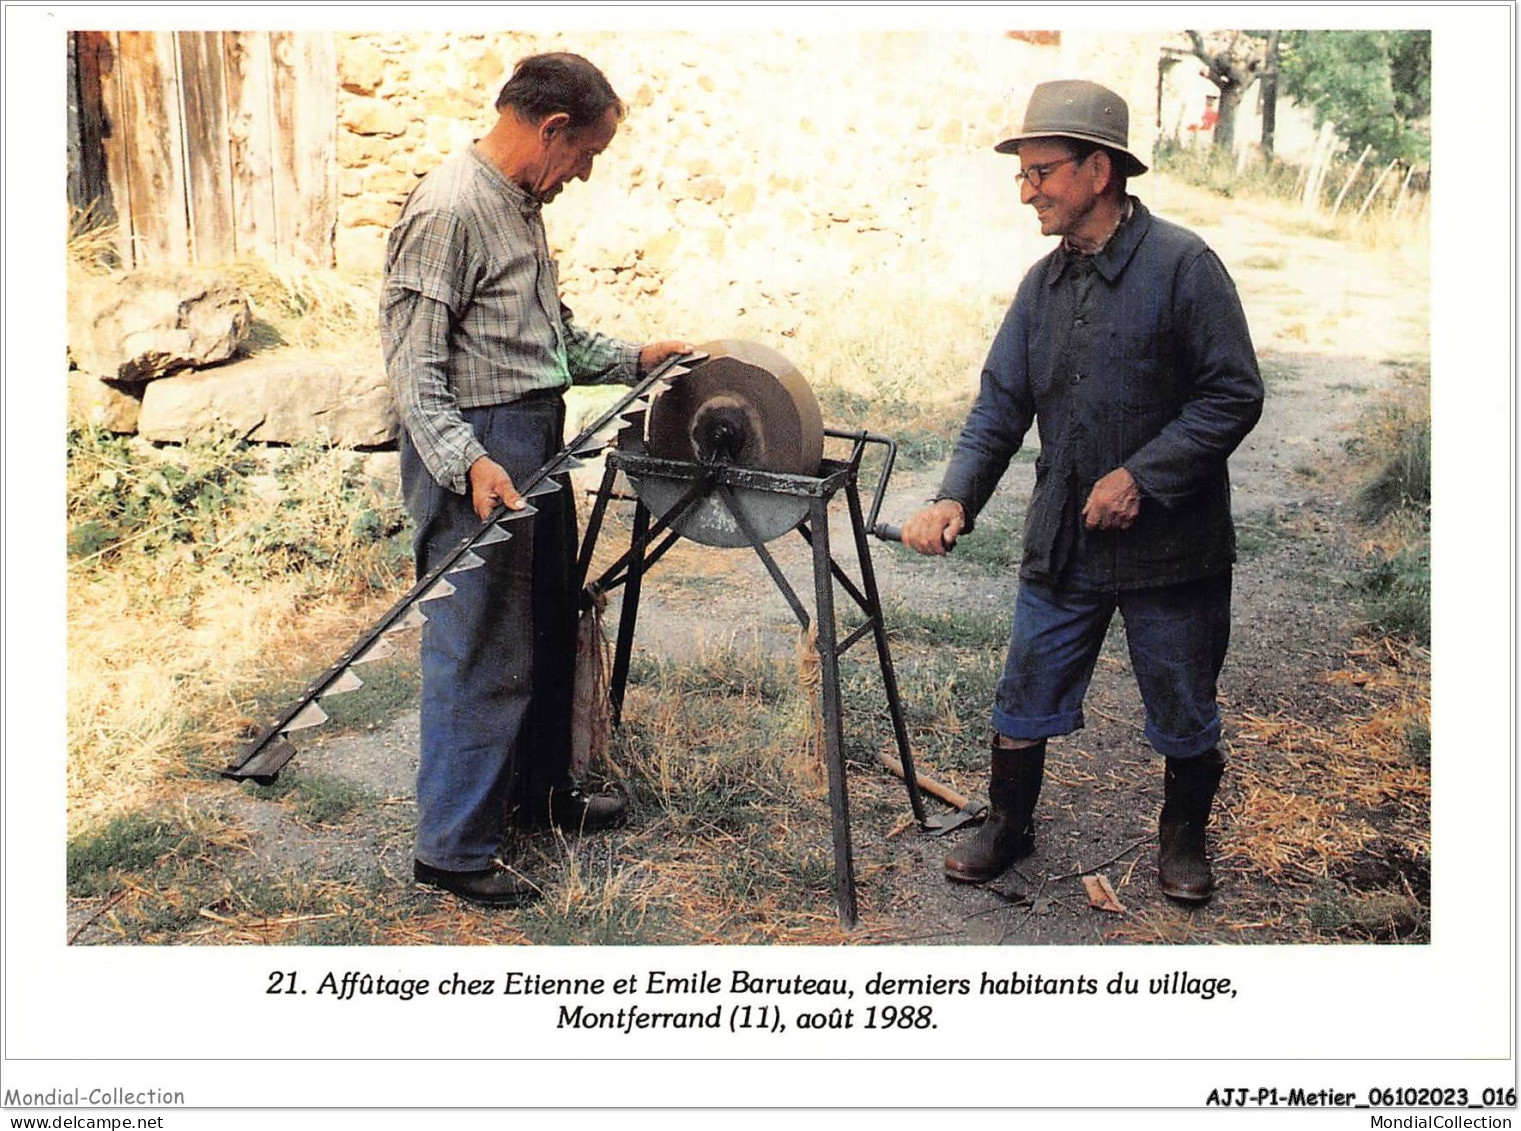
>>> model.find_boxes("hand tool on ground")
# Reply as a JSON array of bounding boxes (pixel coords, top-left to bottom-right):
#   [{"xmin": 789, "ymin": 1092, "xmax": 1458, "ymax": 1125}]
[{"xmin": 874, "ymin": 748, "xmax": 988, "ymax": 834}]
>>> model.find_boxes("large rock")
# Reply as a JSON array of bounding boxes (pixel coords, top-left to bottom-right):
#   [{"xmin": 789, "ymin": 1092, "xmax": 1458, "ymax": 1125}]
[
  {"xmin": 68, "ymin": 270, "xmax": 251, "ymax": 384},
  {"xmin": 137, "ymin": 349, "xmax": 398, "ymax": 447},
  {"xmin": 68, "ymin": 370, "xmax": 141, "ymax": 433}
]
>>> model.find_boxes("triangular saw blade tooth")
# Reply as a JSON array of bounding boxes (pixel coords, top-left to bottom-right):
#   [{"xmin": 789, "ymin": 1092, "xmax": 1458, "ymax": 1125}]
[
  {"xmin": 500, "ymin": 502, "xmax": 540, "ymax": 521},
  {"xmin": 418, "ymin": 577, "xmax": 457, "ymax": 602},
  {"xmin": 523, "ymin": 479, "xmax": 561, "ymax": 498},
  {"xmin": 352, "ymin": 636, "xmax": 398, "ymax": 665},
  {"xmin": 384, "ymin": 605, "xmax": 429, "ymax": 633},
  {"xmin": 474, "ymin": 524, "xmax": 513, "ymax": 547},
  {"xmin": 447, "ymin": 550, "xmax": 486, "ymax": 574},
  {"xmin": 661, "ymin": 365, "xmax": 691, "ymax": 381},
  {"xmin": 553, "ymin": 456, "xmax": 587, "ymax": 471},
  {"xmin": 283, "ymin": 701, "xmax": 329, "ymax": 732},
  {"xmin": 620, "ymin": 408, "xmax": 647, "ymax": 423},
  {"xmin": 571, "ymin": 440, "xmax": 608, "ymax": 458},
  {"xmin": 320, "ymin": 669, "xmax": 364, "ymax": 697}
]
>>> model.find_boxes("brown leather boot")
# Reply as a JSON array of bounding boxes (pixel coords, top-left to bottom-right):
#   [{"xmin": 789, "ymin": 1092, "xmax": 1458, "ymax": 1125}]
[
  {"xmin": 944, "ymin": 739, "xmax": 1045, "ymax": 883},
  {"xmin": 1157, "ymin": 748, "xmax": 1225, "ymax": 903}
]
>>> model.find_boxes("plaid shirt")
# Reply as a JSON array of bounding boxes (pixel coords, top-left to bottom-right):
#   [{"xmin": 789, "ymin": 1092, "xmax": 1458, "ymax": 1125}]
[{"xmin": 380, "ymin": 146, "xmax": 640, "ymax": 493}]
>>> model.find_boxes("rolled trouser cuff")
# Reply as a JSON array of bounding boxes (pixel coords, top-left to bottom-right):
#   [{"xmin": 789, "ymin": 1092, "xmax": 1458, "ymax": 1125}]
[
  {"xmin": 991, "ymin": 705, "xmax": 1085, "ymax": 743},
  {"xmin": 1145, "ymin": 714, "xmax": 1222, "ymax": 759}
]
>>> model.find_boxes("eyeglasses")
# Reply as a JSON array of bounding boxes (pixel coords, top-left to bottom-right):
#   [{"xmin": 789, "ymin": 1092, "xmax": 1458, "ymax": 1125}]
[{"xmin": 1016, "ymin": 155, "xmax": 1082, "ymax": 189}]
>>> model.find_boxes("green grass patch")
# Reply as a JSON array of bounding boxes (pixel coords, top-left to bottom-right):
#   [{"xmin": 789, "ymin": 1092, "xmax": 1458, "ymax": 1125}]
[
  {"xmin": 1307, "ymin": 886, "xmax": 1425, "ymax": 941},
  {"xmin": 67, "ymin": 427, "xmax": 412, "ymax": 589},
  {"xmin": 1358, "ymin": 543, "xmax": 1429, "ymax": 644},
  {"xmin": 1234, "ymin": 510, "xmax": 1298, "ymax": 559},
  {"xmin": 243, "ymin": 770, "xmax": 372, "ymax": 826},
  {"xmin": 815, "ymin": 384, "xmax": 960, "ymax": 470},
  {"xmin": 879, "ymin": 598, "xmax": 1010, "ymax": 649},
  {"xmin": 1403, "ymin": 717, "xmax": 1430, "ymax": 768},
  {"xmin": 67, "ymin": 810, "xmax": 210, "ymax": 898},
  {"xmin": 1258, "ymin": 359, "xmax": 1302, "ymax": 391},
  {"xmin": 316, "ymin": 655, "xmax": 422, "ymax": 731},
  {"xmin": 1352, "ymin": 411, "xmax": 1430, "ymax": 523},
  {"xmin": 1343, "ymin": 372, "xmax": 1430, "ymax": 644},
  {"xmin": 950, "ymin": 508, "xmax": 1023, "ymax": 571}
]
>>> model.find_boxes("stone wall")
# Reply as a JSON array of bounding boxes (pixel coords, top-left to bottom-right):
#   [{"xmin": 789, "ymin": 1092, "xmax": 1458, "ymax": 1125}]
[{"xmin": 333, "ymin": 30, "xmax": 1164, "ymax": 341}]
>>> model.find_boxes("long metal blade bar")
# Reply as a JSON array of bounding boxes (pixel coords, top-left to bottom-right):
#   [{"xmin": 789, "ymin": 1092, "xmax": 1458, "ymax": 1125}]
[{"xmin": 223, "ymin": 350, "xmax": 704, "ymax": 781}]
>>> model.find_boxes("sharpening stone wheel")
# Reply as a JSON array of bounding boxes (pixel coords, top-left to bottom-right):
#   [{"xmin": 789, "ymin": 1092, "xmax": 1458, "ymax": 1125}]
[{"xmin": 634, "ymin": 339, "xmax": 825, "ymax": 548}]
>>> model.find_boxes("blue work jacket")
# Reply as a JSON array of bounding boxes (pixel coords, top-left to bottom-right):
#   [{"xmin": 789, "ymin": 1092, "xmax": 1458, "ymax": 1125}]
[{"xmin": 938, "ymin": 198, "xmax": 1264, "ymax": 591}]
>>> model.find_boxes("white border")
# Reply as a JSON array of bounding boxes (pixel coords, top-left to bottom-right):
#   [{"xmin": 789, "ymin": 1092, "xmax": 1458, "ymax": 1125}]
[{"xmin": 4, "ymin": 1, "xmax": 1514, "ymax": 1115}]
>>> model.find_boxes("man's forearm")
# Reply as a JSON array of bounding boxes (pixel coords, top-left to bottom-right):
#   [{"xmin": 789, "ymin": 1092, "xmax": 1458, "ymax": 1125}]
[
  {"xmin": 561, "ymin": 301, "xmax": 640, "ymax": 386},
  {"xmin": 382, "ymin": 289, "xmax": 487, "ymax": 494}
]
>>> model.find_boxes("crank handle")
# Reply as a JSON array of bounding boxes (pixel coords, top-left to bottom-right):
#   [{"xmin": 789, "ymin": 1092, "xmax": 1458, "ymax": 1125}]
[{"xmin": 872, "ymin": 521, "xmax": 956, "ymax": 553}]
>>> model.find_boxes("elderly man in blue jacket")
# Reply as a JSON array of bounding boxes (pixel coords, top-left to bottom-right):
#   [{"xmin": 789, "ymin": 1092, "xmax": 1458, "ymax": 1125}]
[{"xmin": 902, "ymin": 80, "xmax": 1263, "ymax": 903}]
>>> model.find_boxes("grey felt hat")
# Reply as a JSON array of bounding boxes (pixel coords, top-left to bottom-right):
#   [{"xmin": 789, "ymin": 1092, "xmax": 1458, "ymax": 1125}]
[{"xmin": 995, "ymin": 79, "xmax": 1148, "ymax": 176}]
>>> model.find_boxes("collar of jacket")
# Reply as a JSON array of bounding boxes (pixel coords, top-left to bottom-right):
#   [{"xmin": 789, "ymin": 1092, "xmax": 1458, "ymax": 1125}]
[{"xmin": 1045, "ymin": 195, "xmax": 1149, "ymax": 287}]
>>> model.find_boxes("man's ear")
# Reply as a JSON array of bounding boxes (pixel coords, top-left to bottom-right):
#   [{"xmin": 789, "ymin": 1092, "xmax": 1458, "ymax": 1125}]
[
  {"xmin": 1089, "ymin": 149, "xmax": 1114, "ymax": 196},
  {"xmin": 538, "ymin": 111, "xmax": 573, "ymax": 145}
]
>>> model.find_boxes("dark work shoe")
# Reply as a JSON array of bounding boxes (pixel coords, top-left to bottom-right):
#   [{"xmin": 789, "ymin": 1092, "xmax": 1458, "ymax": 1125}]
[
  {"xmin": 521, "ymin": 786, "xmax": 628, "ymax": 834},
  {"xmin": 413, "ymin": 860, "xmax": 542, "ymax": 907}
]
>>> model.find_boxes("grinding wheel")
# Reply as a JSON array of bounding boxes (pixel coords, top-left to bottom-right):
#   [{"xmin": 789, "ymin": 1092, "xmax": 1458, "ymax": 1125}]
[{"xmin": 633, "ymin": 339, "xmax": 825, "ymax": 547}]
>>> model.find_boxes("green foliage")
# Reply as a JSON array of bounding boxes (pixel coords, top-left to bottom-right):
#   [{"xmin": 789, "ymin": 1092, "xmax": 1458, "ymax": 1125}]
[
  {"xmin": 1279, "ymin": 31, "xmax": 1431, "ymax": 163},
  {"xmin": 1154, "ymin": 139, "xmax": 1304, "ymax": 200},
  {"xmin": 1345, "ymin": 376, "xmax": 1431, "ymax": 646},
  {"xmin": 1358, "ymin": 543, "xmax": 1430, "ymax": 645},
  {"xmin": 1352, "ymin": 407, "xmax": 1431, "ymax": 524},
  {"xmin": 66, "ymin": 426, "xmax": 411, "ymax": 590}
]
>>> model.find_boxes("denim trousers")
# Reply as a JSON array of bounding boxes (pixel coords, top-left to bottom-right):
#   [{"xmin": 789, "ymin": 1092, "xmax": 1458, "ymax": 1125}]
[
  {"xmin": 400, "ymin": 395, "xmax": 578, "ymax": 871},
  {"xmin": 991, "ymin": 570, "xmax": 1232, "ymax": 759}
]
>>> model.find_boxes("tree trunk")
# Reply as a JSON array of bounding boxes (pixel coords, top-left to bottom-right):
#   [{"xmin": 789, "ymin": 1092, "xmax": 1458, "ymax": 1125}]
[
  {"xmin": 1260, "ymin": 31, "xmax": 1281, "ymax": 160},
  {"xmin": 1214, "ymin": 84, "xmax": 1243, "ymax": 151}
]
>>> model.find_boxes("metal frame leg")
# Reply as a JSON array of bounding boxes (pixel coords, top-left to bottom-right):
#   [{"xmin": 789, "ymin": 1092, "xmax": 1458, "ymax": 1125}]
[
  {"xmin": 809, "ymin": 496, "xmax": 858, "ymax": 929},
  {"xmin": 608, "ymin": 500, "xmax": 650, "ymax": 726},
  {"xmin": 845, "ymin": 482, "xmax": 927, "ymax": 825}
]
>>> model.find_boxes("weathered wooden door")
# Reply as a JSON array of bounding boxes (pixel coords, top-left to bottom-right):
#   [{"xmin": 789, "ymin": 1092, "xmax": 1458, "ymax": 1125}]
[{"xmin": 70, "ymin": 30, "xmax": 337, "ymax": 269}]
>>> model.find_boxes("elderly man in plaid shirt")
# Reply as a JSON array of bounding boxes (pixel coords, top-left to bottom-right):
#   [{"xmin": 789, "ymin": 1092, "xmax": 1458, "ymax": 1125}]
[{"xmin": 381, "ymin": 52, "xmax": 690, "ymax": 907}]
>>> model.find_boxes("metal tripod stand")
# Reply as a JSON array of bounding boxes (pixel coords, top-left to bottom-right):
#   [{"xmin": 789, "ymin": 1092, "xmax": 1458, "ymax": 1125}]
[{"xmin": 576, "ymin": 430, "xmax": 927, "ymax": 928}]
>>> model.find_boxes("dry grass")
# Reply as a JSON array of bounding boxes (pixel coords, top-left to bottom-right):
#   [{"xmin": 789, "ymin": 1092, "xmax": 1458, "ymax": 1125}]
[
  {"xmin": 66, "ymin": 430, "xmax": 410, "ymax": 836},
  {"xmin": 221, "ymin": 257, "xmax": 380, "ymax": 353},
  {"xmin": 68, "ymin": 574, "xmax": 396, "ymax": 832}
]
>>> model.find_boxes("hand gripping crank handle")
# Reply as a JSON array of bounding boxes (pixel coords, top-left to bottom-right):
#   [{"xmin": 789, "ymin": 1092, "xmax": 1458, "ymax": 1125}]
[{"xmin": 223, "ymin": 351, "xmax": 705, "ymax": 783}]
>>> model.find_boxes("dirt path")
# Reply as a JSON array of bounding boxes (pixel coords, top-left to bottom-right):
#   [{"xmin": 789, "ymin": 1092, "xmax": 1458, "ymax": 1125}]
[{"xmin": 67, "ymin": 178, "xmax": 1429, "ymax": 946}]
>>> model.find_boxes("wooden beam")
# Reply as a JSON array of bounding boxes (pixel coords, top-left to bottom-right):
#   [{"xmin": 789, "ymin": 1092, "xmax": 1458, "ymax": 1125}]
[
  {"xmin": 177, "ymin": 31, "xmax": 236, "ymax": 264},
  {"xmin": 222, "ymin": 30, "xmax": 278, "ymax": 262},
  {"xmin": 88, "ymin": 31, "xmax": 135, "ymax": 266},
  {"xmin": 115, "ymin": 31, "xmax": 190, "ymax": 264},
  {"xmin": 269, "ymin": 31, "xmax": 338, "ymax": 267}
]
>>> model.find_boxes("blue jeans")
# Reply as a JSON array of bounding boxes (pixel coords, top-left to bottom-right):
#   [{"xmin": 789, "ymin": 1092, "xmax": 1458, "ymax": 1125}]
[
  {"xmin": 400, "ymin": 395, "xmax": 578, "ymax": 871},
  {"xmin": 991, "ymin": 571, "xmax": 1232, "ymax": 759}
]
